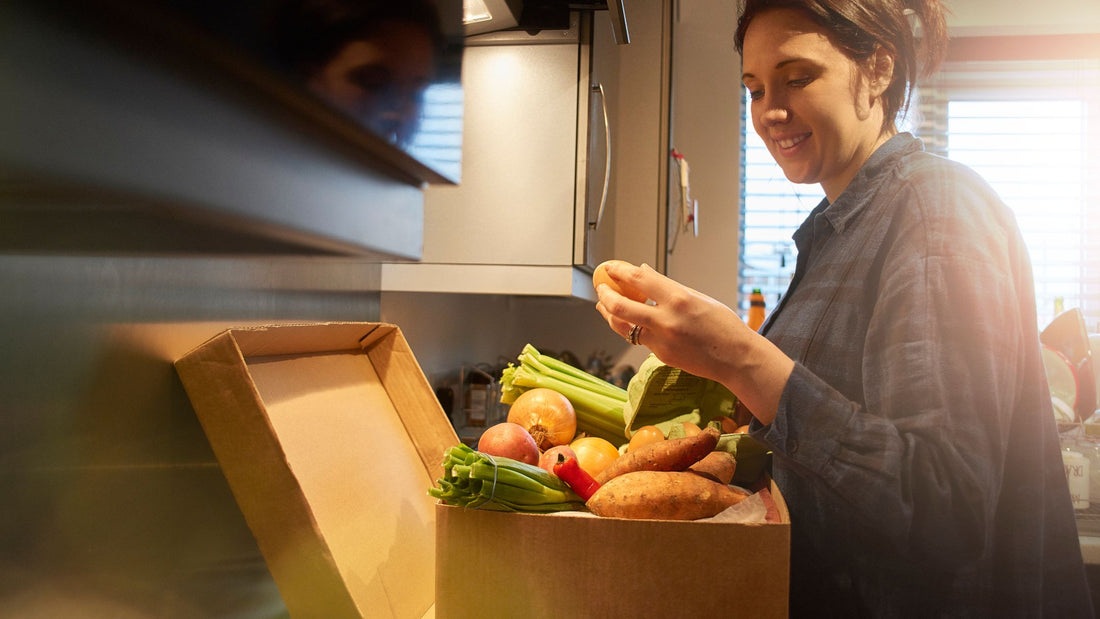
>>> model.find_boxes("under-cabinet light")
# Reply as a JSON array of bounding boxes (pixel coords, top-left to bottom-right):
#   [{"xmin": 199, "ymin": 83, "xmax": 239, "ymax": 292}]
[{"xmin": 463, "ymin": 0, "xmax": 492, "ymax": 25}]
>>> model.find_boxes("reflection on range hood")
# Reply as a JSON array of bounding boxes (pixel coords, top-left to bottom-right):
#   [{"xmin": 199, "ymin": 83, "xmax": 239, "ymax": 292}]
[{"xmin": 464, "ymin": 0, "xmax": 629, "ymax": 43}]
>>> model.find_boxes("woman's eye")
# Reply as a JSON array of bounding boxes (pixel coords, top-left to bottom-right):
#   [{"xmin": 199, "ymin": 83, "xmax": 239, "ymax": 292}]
[
  {"xmin": 788, "ymin": 77, "xmax": 812, "ymax": 88},
  {"xmin": 747, "ymin": 88, "xmax": 764, "ymax": 101}
]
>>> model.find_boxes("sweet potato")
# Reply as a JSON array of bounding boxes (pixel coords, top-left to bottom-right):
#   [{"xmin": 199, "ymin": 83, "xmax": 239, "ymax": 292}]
[
  {"xmin": 586, "ymin": 470, "xmax": 749, "ymax": 520},
  {"xmin": 595, "ymin": 425, "xmax": 720, "ymax": 484},
  {"xmin": 688, "ymin": 450, "xmax": 737, "ymax": 485}
]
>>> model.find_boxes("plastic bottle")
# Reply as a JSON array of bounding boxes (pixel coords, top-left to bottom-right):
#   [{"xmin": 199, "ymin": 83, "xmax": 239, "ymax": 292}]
[{"xmin": 748, "ymin": 288, "xmax": 766, "ymax": 331}]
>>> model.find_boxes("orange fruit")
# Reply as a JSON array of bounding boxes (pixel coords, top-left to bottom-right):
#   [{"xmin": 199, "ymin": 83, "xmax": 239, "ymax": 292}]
[
  {"xmin": 570, "ymin": 436, "xmax": 621, "ymax": 478},
  {"xmin": 627, "ymin": 425, "xmax": 665, "ymax": 452}
]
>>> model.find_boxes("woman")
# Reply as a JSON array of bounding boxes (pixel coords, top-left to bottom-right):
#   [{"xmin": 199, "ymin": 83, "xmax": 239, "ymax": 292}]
[{"xmin": 595, "ymin": 0, "xmax": 1094, "ymax": 615}]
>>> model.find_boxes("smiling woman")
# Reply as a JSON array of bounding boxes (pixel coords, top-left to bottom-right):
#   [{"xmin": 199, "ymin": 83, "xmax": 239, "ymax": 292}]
[{"xmin": 593, "ymin": 0, "xmax": 1095, "ymax": 616}]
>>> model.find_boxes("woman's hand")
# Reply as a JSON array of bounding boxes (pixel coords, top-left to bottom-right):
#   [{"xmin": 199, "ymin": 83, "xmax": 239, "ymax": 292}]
[{"xmin": 594, "ymin": 262, "xmax": 794, "ymax": 425}]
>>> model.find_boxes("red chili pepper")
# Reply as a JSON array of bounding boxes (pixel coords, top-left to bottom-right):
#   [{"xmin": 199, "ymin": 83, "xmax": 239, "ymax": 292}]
[{"xmin": 553, "ymin": 453, "xmax": 601, "ymax": 501}]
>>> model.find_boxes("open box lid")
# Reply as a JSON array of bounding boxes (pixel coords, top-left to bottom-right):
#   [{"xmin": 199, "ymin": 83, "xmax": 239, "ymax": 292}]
[{"xmin": 175, "ymin": 322, "xmax": 459, "ymax": 618}]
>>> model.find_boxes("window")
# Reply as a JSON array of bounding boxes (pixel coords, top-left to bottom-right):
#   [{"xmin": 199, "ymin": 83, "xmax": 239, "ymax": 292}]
[
  {"xmin": 738, "ymin": 90, "xmax": 823, "ymax": 309},
  {"xmin": 916, "ymin": 59, "xmax": 1100, "ymax": 329},
  {"xmin": 739, "ymin": 54, "xmax": 1100, "ymax": 332}
]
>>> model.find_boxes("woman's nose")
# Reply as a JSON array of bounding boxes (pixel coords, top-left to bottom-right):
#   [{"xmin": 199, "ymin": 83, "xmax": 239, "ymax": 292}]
[{"xmin": 759, "ymin": 99, "xmax": 790, "ymax": 126}]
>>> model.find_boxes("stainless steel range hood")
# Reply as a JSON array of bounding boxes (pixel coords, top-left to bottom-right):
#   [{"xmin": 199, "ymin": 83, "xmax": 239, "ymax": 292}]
[{"xmin": 463, "ymin": 0, "xmax": 630, "ymax": 43}]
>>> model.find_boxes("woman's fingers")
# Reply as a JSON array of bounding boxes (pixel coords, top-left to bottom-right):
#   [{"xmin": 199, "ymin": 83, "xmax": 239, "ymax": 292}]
[
  {"xmin": 602, "ymin": 261, "xmax": 669, "ymax": 305},
  {"xmin": 596, "ymin": 288, "xmax": 647, "ymax": 338}
]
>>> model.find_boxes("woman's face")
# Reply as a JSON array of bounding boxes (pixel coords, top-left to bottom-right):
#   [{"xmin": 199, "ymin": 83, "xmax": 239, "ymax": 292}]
[{"xmin": 741, "ymin": 8, "xmax": 893, "ymax": 202}]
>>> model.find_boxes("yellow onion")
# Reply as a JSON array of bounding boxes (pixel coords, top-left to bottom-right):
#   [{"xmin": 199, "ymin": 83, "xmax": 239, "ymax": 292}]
[{"xmin": 506, "ymin": 388, "xmax": 577, "ymax": 451}]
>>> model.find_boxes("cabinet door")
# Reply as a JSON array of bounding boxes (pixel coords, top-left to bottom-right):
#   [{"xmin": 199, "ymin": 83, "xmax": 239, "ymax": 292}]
[
  {"xmin": 575, "ymin": 11, "xmax": 617, "ymax": 271},
  {"xmin": 576, "ymin": 3, "xmax": 670, "ymax": 272},
  {"xmin": 420, "ymin": 42, "xmax": 579, "ymax": 266}
]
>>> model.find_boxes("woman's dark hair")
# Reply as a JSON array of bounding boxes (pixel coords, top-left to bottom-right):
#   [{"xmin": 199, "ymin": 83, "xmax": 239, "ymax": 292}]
[{"xmin": 734, "ymin": 0, "xmax": 949, "ymax": 130}]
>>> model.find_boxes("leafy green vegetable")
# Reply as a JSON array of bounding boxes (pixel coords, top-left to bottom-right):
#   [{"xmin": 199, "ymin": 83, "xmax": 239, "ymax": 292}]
[
  {"xmin": 500, "ymin": 344, "xmax": 629, "ymax": 445},
  {"xmin": 622, "ymin": 354, "xmax": 739, "ymax": 437},
  {"xmin": 429, "ymin": 444, "xmax": 586, "ymax": 513},
  {"xmin": 715, "ymin": 432, "xmax": 772, "ymax": 485}
]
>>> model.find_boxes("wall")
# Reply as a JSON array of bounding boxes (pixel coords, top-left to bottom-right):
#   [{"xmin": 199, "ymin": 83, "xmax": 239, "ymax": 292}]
[
  {"xmin": 946, "ymin": 0, "xmax": 1100, "ymax": 35},
  {"xmin": 663, "ymin": 0, "xmax": 744, "ymax": 310},
  {"xmin": 379, "ymin": 291, "xmax": 650, "ymax": 390}
]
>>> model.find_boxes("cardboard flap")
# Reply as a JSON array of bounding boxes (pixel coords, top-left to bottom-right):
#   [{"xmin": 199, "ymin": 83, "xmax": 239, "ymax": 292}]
[
  {"xmin": 175, "ymin": 323, "xmax": 460, "ymax": 619},
  {"xmin": 360, "ymin": 325, "xmax": 457, "ymax": 484}
]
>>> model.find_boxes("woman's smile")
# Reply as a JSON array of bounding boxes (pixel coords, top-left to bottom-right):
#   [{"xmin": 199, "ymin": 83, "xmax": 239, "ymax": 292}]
[{"xmin": 773, "ymin": 131, "xmax": 811, "ymax": 153}]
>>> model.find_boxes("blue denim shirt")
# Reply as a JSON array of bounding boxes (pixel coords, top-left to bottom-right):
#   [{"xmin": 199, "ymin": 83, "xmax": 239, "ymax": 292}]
[{"xmin": 755, "ymin": 133, "xmax": 1093, "ymax": 617}]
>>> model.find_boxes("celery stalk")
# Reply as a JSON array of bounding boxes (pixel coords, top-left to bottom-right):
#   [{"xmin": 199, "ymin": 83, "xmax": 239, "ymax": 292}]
[
  {"xmin": 517, "ymin": 344, "xmax": 626, "ymax": 400},
  {"xmin": 499, "ymin": 344, "xmax": 629, "ymax": 445}
]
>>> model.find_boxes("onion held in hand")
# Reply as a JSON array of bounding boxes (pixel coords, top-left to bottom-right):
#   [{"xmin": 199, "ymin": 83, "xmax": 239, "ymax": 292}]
[
  {"xmin": 506, "ymin": 388, "xmax": 577, "ymax": 451},
  {"xmin": 593, "ymin": 260, "xmax": 647, "ymax": 303},
  {"xmin": 478, "ymin": 422, "xmax": 539, "ymax": 465}
]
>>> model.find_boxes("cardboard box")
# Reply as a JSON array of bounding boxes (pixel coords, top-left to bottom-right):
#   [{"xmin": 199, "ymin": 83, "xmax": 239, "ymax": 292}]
[{"xmin": 175, "ymin": 322, "xmax": 790, "ymax": 618}]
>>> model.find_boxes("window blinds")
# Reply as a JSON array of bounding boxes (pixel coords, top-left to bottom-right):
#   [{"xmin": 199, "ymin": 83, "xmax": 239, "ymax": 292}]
[{"xmin": 738, "ymin": 90, "xmax": 823, "ymax": 312}]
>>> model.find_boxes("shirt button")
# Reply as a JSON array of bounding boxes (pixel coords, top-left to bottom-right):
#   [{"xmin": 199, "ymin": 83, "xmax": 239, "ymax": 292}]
[{"xmin": 788, "ymin": 438, "xmax": 799, "ymax": 453}]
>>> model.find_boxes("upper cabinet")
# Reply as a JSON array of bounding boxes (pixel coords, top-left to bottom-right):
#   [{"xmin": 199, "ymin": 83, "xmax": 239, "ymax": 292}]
[
  {"xmin": 0, "ymin": 0, "xmax": 463, "ymax": 258},
  {"xmin": 382, "ymin": 2, "xmax": 671, "ymax": 299}
]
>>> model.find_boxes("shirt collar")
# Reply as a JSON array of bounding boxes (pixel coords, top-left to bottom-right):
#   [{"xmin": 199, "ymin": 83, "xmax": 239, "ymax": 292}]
[
  {"xmin": 818, "ymin": 133, "xmax": 924, "ymax": 234},
  {"xmin": 790, "ymin": 133, "xmax": 923, "ymax": 252}
]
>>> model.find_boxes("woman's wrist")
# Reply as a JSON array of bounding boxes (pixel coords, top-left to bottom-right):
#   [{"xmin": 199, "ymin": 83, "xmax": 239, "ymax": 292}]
[{"xmin": 721, "ymin": 333, "xmax": 795, "ymax": 426}]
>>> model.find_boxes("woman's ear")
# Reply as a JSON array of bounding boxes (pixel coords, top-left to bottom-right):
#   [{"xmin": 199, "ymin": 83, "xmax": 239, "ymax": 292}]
[
  {"xmin": 867, "ymin": 46, "xmax": 895, "ymax": 99},
  {"xmin": 853, "ymin": 45, "xmax": 895, "ymax": 121}
]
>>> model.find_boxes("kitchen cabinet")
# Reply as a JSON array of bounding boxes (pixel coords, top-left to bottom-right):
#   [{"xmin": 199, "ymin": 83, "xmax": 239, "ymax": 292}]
[{"xmin": 382, "ymin": 3, "xmax": 672, "ymax": 299}]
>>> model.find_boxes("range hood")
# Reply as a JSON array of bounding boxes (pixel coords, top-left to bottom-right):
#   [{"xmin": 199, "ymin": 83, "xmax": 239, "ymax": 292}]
[{"xmin": 463, "ymin": 0, "xmax": 630, "ymax": 43}]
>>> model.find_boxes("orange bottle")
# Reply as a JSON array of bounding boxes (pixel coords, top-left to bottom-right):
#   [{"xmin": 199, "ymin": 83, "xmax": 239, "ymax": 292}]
[{"xmin": 747, "ymin": 288, "xmax": 766, "ymax": 331}]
